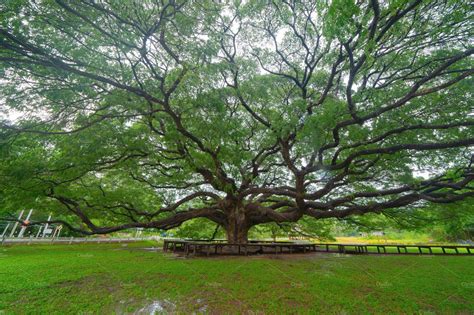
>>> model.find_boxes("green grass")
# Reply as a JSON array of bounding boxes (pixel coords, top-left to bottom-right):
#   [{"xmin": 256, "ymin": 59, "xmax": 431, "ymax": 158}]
[{"xmin": 1, "ymin": 242, "xmax": 473, "ymax": 314}]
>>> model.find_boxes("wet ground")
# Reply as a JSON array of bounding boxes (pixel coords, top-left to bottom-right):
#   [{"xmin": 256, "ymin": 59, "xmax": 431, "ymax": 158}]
[{"xmin": 116, "ymin": 298, "xmax": 208, "ymax": 314}]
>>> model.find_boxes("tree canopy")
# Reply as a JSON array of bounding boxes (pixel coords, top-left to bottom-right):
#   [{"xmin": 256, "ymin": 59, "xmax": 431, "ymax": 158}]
[{"xmin": 0, "ymin": 0, "xmax": 473, "ymax": 242}]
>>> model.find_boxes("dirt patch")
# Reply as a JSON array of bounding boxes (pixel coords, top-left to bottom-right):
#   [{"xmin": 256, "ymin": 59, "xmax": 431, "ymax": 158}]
[
  {"xmin": 171, "ymin": 251, "xmax": 356, "ymax": 261},
  {"xmin": 56, "ymin": 275, "xmax": 104, "ymax": 288},
  {"xmin": 172, "ymin": 251, "xmax": 322, "ymax": 261},
  {"xmin": 55, "ymin": 274, "xmax": 120, "ymax": 295}
]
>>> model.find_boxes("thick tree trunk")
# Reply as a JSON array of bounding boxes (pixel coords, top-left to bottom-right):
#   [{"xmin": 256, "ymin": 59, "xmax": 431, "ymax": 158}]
[
  {"xmin": 225, "ymin": 224, "xmax": 249, "ymax": 243},
  {"xmin": 225, "ymin": 208, "xmax": 249, "ymax": 243}
]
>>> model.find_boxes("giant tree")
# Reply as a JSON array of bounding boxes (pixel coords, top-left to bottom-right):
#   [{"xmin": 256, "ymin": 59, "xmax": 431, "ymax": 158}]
[{"xmin": 0, "ymin": 0, "xmax": 473, "ymax": 242}]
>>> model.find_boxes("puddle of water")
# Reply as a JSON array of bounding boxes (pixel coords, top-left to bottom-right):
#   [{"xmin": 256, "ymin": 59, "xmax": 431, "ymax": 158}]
[
  {"xmin": 134, "ymin": 299, "xmax": 176, "ymax": 314},
  {"xmin": 142, "ymin": 247, "xmax": 160, "ymax": 252},
  {"xmin": 77, "ymin": 254, "xmax": 94, "ymax": 258},
  {"xmin": 115, "ymin": 247, "xmax": 161, "ymax": 252},
  {"xmin": 195, "ymin": 298, "xmax": 208, "ymax": 313},
  {"xmin": 128, "ymin": 298, "xmax": 208, "ymax": 314},
  {"xmin": 332, "ymin": 253, "xmax": 352, "ymax": 258}
]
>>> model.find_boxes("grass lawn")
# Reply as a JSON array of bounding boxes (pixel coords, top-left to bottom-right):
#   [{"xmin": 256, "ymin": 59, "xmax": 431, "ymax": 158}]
[{"xmin": 1, "ymin": 242, "xmax": 473, "ymax": 314}]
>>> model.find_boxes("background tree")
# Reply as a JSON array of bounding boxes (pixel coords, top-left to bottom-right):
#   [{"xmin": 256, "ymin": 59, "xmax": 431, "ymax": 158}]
[{"xmin": 0, "ymin": 0, "xmax": 473, "ymax": 242}]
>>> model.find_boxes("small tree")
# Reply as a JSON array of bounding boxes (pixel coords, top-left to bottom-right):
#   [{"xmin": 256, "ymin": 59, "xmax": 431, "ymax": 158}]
[{"xmin": 1, "ymin": 1, "xmax": 473, "ymax": 242}]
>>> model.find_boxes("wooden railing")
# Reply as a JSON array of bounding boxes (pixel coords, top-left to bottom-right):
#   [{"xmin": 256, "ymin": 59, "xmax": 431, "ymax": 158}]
[{"xmin": 163, "ymin": 239, "xmax": 474, "ymax": 257}]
